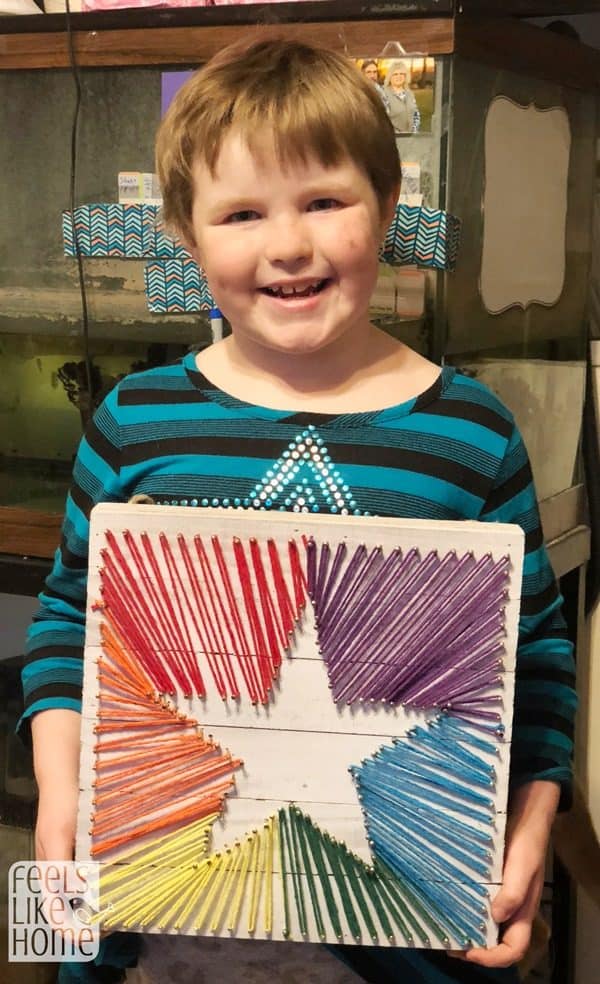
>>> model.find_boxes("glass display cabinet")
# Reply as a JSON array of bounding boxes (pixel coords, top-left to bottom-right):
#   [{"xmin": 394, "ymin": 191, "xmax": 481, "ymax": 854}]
[{"xmin": 0, "ymin": 5, "xmax": 597, "ymax": 982}]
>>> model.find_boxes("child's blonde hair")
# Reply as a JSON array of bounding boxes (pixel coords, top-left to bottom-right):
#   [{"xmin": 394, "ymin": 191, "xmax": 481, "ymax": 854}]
[{"xmin": 156, "ymin": 36, "xmax": 401, "ymax": 243}]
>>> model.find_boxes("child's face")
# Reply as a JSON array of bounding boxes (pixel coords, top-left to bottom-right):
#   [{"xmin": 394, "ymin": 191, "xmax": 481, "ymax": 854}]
[{"xmin": 189, "ymin": 131, "xmax": 394, "ymax": 360}]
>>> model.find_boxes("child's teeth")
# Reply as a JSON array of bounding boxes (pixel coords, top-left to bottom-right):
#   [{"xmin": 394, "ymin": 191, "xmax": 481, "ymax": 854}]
[{"xmin": 274, "ymin": 281, "xmax": 323, "ymax": 298}]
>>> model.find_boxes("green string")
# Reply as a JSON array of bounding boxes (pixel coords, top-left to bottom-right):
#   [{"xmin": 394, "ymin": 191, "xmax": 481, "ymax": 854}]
[
  {"xmin": 282, "ymin": 807, "xmax": 307, "ymax": 937},
  {"xmin": 277, "ymin": 808, "xmax": 292, "ymax": 939},
  {"xmin": 337, "ymin": 846, "xmax": 379, "ymax": 943},
  {"xmin": 290, "ymin": 806, "xmax": 326, "ymax": 940},
  {"xmin": 322, "ymin": 832, "xmax": 362, "ymax": 942},
  {"xmin": 302, "ymin": 812, "xmax": 344, "ymax": 940},
  {"xmin": 358, "ymin": 866, "xmax": 396, "ymax": 943},
  {"xmin": 373, "ymin": 859, "xmax": 428, "ymax": 945}
]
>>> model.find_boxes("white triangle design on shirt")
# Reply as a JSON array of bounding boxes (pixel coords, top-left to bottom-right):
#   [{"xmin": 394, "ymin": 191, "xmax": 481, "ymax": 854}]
[{"xmin": 244, "ymin": 424, "xmax": 364, "ymax": 515}]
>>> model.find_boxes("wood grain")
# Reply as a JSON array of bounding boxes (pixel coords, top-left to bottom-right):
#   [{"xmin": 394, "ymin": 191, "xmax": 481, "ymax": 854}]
[
  {"xmin": 459, "ymin": 0, "xmax": 600, "ymax": 16},
  {"xmin": 0, "ymin": 18, "xmax": 454, "ymax": 70},
  {"xmin": 0, "ymin": 506, "xmax": 61, "ymax": 559},
  {"xmin": 455, "ymin": 15, "xmax": 600, "ymax": 90}
]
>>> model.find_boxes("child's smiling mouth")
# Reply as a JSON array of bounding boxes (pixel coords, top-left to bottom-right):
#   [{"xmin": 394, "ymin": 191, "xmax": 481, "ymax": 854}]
[{"xmin": 260, "ymin": 278, "xmax": 331, "ymax": 299}]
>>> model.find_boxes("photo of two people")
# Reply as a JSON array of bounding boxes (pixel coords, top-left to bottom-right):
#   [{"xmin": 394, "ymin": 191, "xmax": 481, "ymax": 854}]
[{"xmin": 358, "ymin": 56, "xmax": 435, "ymax": 135}]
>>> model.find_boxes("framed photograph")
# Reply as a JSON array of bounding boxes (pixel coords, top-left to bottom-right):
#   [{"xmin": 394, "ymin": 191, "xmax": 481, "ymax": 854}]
[{"xmin": 357, "ymin": 56, "xmax": 436, "ymax": 136}]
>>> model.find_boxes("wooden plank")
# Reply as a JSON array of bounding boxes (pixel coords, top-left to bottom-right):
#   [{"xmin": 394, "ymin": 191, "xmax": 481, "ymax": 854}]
[
  {"xmin": 0, "ymin": 18, "xmax": 455, "ymax": 70},
  {"xmin": 76, "ymin": 504, "xmax": 522, "ymax": 948},
  {"xmin": 455, "ymin": 15, "xmax": 600, "ymax": 90},
  {"xmin": 0, "ymin": 506, "xmax": 61, "ymax": 559}
]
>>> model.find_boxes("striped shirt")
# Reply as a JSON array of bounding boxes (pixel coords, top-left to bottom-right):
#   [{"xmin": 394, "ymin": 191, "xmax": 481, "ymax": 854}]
[{"xmin": 22, "ymin": 353, "xmax": 576, "ymax": 805}]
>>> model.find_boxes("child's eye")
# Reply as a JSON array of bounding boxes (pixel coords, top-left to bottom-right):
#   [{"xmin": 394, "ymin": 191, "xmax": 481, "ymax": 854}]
[
  {"xmin": 224, "ymin": 210, "xmax": 260, "ymax": 224},
  {"xmin": 307, "ymin": 198, "xmax": 341, "ymax": 212}
]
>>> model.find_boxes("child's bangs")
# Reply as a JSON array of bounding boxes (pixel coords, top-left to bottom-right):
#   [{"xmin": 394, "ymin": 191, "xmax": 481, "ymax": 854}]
[{"xmin": 229, "ymin": 89, "xmax": 357, "ymax": 175}]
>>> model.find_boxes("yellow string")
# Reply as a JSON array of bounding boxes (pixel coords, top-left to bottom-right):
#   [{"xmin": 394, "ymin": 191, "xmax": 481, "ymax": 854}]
[
  {"xmin": 98, "ymin": 813, "xmax": 218, "ymax": 894},
  {"xmin": 157, "ymin": 862, "xmax": 213, "ymax": 932},
  {"xmin": 174, "ymin": 864, "xmax": 214, "ymax": 932},
  {"xmin": 192, "ymin": 855, "xmax": 226, "ymax": 931},
  {"xmin": 118, "ymin": 866, "xmax": 194, "ymax": 929},
  {"xmin": 265, "ymin": 816, "xmax": 275, "ymax": 935},
  {"xmin": 248, "ymin": 827, "xmax": 265, "ymax": 934},
  {"xmin": 227, "ymin": 834, "xmax": 253, "ymax": 932},
  {"xmin": 210, "ymin": 846, "xmax": 239, "ymax": 932}
]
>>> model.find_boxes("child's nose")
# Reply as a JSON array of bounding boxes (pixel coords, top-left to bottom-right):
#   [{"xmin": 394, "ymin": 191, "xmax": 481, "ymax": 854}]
[{"xmin": 264, "ymin": 217, "xmax": 312, "ymax": 266}]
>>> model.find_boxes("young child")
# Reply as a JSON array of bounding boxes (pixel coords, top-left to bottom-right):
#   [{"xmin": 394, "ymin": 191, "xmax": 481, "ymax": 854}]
[{"xmin": 23, "ymin": 37, "xmax": 576, "ymax": 984}]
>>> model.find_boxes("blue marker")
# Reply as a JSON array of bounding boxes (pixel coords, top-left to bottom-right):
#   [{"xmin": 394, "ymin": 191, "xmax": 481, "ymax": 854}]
[{"xmin": 209, "ymin": 306, "xmax": 223, "ymax": 343}]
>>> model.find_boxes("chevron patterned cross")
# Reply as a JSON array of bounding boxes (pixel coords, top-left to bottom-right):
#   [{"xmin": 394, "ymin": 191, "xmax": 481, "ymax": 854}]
[
  {"xmin": 63, "ymin": 203, "xmax": 146, "ymax": 258},
  {"xmin": 381, "ymin": 204, "xmax": 462, "ymax": 272},
  {"xmin": 144, "ymin": 258, "xmax": 215, "ymax": 313},
  {"xmin": 62, "ymin": 201, "xmax": 461, "ymax": 313}
]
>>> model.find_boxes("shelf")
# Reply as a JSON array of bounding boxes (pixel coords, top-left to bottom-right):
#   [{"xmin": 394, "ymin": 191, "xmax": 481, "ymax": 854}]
[
  {"xmin": 459, "ymin": 1, "xmax": 600, "ymax": 15},
  {"xmin": 0, "ymin": 13, "xmax": 454, "ymax": 68},
  {"xmin": 0, "ymin": 5, "xmax": 597, "ymax": 88}
]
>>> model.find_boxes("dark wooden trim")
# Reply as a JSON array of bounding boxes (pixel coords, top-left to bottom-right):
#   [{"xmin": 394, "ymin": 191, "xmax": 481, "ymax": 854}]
[
  {"xmin": 459, "ymin": 1, "xmax": 600, "ymax": 15},
  {"xmin": 0, "ymin": 0, "xmax": 455, "ymax": 36},
  {"xmin": 455, "ymin": 15, "xmax": 600, "ymax": 90},
  {"xmin": 0, "ymin": 554, "xmax": 52, "ymax": 595},
  {"xmin": 0, "ymin": 507, "xmax": 62, "ymax": 560},
  {"xmin": 0, "ymin": 17, "xmax": 455, "ymax": 69}
]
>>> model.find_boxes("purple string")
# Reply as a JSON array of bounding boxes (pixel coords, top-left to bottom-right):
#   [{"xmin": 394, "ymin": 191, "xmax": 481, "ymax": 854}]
[
  {"xmin": 316, "ymin": 541, "xmax": 347, "ymax": 616},
  {"xmin": 322, "ymin": 548, "xmax": 415, "ymax": 668},
  {"xmin": 306, "ymin": 538, "xmax": 317, "ymax": 600},
  {"xmin": 314, "ymin": 541, "xmax": 331, "ymax": 611},
  {"xmin": 315, "ymin": 544, "xmax": 510, "ymax": 719},
  {"xmin": 315, "ymin": 543, "xmax": 368, "ymax": 633}
]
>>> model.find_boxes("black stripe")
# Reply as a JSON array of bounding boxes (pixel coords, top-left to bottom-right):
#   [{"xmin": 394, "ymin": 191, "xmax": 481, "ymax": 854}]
[
  {"xmin": 57, "ymin": 539, "xmax": 88, "ymax": 571},
  {"xmin": 510, "ymin": 755, "xmax": 569, "ymax": 775},
  {"xmin": 524, "ymin": 525, "xmax": 544, "ymax": 553},
  {"xmin": 24, "ymin": 646, "xmax": 83, "ymax": 663},
  {"xmin": 86, "ymin": 421, "xmax": 120, "ymax": 473},
  {"xmin": 481, "ymin": 462, "xmax": 532, "ymax": 515},
  {"xmin": 24, "ymin": 683, "xmax": 82, "ymax": 707},
  {"xmin": 520, "ymin": 580, "xmax": 561, "ymax": 617},
  {"xmin": 118, "ymin": 433, "xmax": 491, "ymax": 495},
  {"xmin": 70, "ymin": 481, "xmax": 93, "ymax": 520},
  {"xmin": 517, "ymin": 667, "xmax": 575, "ymax": 687},
  {"xmin": 419, "ymin": 398, "xmax": 513, "ymax": 439},
  {"xmin": 513, "ymin": 709, "xmax": 573, "ymax": 731},
  {"xmin": 42, "ymin": 588, "xmax": 86, "ymax": 613},
  {"xmin": 120, "ymin": 387, "xmax": 207, "ymax": 407}
]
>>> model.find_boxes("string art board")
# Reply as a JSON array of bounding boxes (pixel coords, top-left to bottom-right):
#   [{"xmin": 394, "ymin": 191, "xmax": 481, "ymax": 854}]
[{"xmin": 77, "ymin": 504, "xmax": 524, "ymax": 951}]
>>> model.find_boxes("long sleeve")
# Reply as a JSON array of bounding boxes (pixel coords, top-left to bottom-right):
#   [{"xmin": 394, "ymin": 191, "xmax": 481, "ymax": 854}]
[
  {"xmin": 479, "ymin": 421, "xmax": 577, "ymax": 809},
  {"xmin": 19, "ymin": 386, "xmax": 125, "ymax": 736}
]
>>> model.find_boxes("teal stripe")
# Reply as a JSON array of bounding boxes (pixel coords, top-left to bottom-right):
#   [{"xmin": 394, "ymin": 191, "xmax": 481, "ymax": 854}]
[
  {"xmin": 22, "ymin": 658, "xmax": 83, "ymax": 698},
  {"xmin": 514, "ymin": 726, "xmax": 573, "ymax": 753}
]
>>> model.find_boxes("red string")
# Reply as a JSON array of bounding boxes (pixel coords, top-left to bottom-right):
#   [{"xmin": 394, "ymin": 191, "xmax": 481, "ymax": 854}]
[
  {"xmin": 140, "ymin": 532, "xmax": 195, "ymax": 695},
  {"xmin": 210, "ymin": 536, "xmax": 260, "ymax": 703},
  {"xmin": 159, "ymin": 533, "xmax": 206, "ymax": 698},
  {"xmin": 190, "ymin": 535, "xmax": 239, "ymax": 699},
  {"xmin": 233, "ymin": 538, "xmax": 270, "ymax": 703}
]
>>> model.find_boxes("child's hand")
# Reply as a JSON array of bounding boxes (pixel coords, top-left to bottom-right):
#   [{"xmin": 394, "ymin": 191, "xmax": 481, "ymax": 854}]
[
  {"xmin": 35, "ymin": 782, "xmax": 78, "ymax": 862},
  {"xmin": 32, "ymin": 708, "xmax": 81, "ymax": 861},
  {"xmin": 449, "ymin": 779, "xmax": 560, "ymax": 969}
]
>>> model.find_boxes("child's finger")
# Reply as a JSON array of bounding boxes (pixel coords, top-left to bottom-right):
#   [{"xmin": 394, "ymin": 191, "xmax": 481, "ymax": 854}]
[{"xmin": 461, "ymin": 911, "xmax": 534, "ymax": 968}]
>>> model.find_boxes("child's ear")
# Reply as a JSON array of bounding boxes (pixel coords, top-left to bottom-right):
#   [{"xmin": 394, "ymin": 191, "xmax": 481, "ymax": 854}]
[
  {"xmin": 380, "ymin": 186, "xmax": 400, "ymax": 239},
  {"xmin": 179, "ymin": 226, "xmax": 201, "ymax": 263}
]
